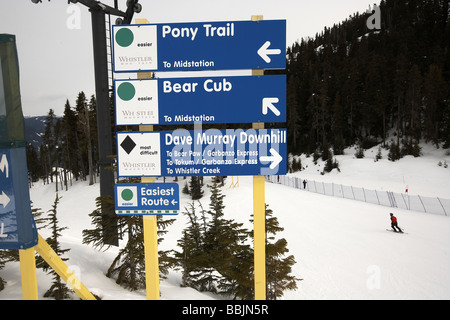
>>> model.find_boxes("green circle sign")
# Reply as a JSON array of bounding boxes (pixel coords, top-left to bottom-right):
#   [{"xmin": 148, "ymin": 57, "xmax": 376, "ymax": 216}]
[
  {"xmin": 118, "ymin": 82, "xmax": 136, "ymax": 101},
  {"xmin": 116, "ymin": 28, "xmax": 134, "ymax": 47},
  {"xmin": 121, "ymin": 188, "xmax": 134, "ymax": 201}
]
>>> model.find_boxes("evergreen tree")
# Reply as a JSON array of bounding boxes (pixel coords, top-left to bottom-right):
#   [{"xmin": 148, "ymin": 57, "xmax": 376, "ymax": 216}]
[
  {"xmin": 75, "ymin": 92, "xmax": 89, "ymax": 181},
  {"xmin": 405, "ymin": 64, "xmax": 422, "ymax": 140},
  {"xmin": 189, "ymin": 176, "xmax": 204, "ymax": 200},
  {"xmin": 82, "ymin": 196, "xmax": 119, "ymax": 250},
  {"xmin": 355, "ymin": 142, "xmax": 365, "ymax": 158},
  {"xmin": 0, "ymin": 251, "xmax": 5, "ymax": 292},
  {"xmin": 182, "ymin": 181, "xmax": 190, "ymax": 195},
  {"xmin": 251, "ymin": 204, "xmax": 301, "ymax": 300},
  {"xmin": 53, "ymin": 118, "xmax": 63, "ymax": 192},
  {"xmin": 40, "ymin": 193, "xmax": 71, "ymax": 300},
  {"xmin": 155, "ymin": 215, "xmax": 177, "ymax": 280},
  {"xmin": 83, "ymin": 195, "xmax": 175, "ymax": 291},
  {"xmin": 203, "ymin": 179, "xmax": 252, "ymax": 298},
  {"xmin": 26, "ymin": 142, "xmax": 41, "ymax": 183},
  {"xmin": 176, "ymin": 179, "xmax": 253, "ymax": 298},
  {"xmin": 41, "ymin": 109, "xmax": 57, "ymax": 183},
  {"xmin": 388, "ymin": 140, "xmax": 401, "ymax": 161},
  {"xmin": 423, "ymin": 65, "xmax": 449, "ymax": 145},
  {"xmin": 62, "ymin": 99, "xmax": 81, "ymax": 181},
  {"xmin": 442, "ymin": 104, "xmax": 450, "ymax": 148},
  {"xmin": 287, "ymin": 76, "xmax": 301, "ymax": 152},
  {"xmin": 106, "ymin": 215, "xmax": 145, "ymax": 290},
  {"xmin": 176, "ymin": 201, "xmax": 209, "ymax": 289},
  {"xmin": 77, "ymin": 92, "xmax": 95, "ymax": 185},
  {"xmin": 88, "ymin": 95, "xmax": 99, "ymax": 183},
  {"xmin": 83, "ymin": 195, "xmax": 144, "ymax": 290}
]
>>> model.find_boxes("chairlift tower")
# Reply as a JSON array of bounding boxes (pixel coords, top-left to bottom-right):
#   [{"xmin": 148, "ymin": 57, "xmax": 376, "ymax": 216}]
[{"xmin": 32, "ymin": 0, "xmax": 142, "ymax": 246}]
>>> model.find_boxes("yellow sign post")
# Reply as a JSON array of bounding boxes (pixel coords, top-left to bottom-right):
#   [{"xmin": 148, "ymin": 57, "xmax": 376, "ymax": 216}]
[
  {"xmin": 135, "ymin": 18, "xmax": 161, "ymax": 300},
  {"xmin": 34, "ymin": 235, "xmax": 96, "ymax": 300},
  {"xmin": 19, "ymin": 247, "xmax": 39, "ymax": 300},
  {"xmin": 18, "ymin": 234, "xmax": 96, "ymax": 300},
  {"xmin": 252, "ymin": 15, "xmax": 267, "ymax": 300}
]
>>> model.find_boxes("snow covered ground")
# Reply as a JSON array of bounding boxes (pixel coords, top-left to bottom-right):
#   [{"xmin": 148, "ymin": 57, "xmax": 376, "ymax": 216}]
[{"xmin": 1, "ymin": 143, "xmax": 450, "ymax": 300}]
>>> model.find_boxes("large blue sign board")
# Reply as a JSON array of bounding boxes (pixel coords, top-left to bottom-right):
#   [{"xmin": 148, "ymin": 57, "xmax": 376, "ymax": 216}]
[
  {"xmin": 115, "ymin": 75, "xmax": 286, "ymax": 125},
  {"xmin": 117, "ymin": 129, "xmax": 287, "ymax": 178},
  {"xmin": 1, "ymin": 34, "xmax": 38, "ymax": 250},
  {"xmin": 115, "ymin": 183, "xmax": 179, "ymax": 215},
  {"xmin": 0, "ymin": 148, "xmax": 38, "ymax": 249},
  {"xmin": 112, "ymin": 20, "xmax": 286, "ymax": 72}
]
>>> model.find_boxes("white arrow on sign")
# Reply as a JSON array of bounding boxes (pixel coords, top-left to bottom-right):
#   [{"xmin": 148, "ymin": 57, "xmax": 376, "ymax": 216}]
[
  {"xmin": 260, "ymin": 148, "xmax": 283, "ymax": 169},
  {"xmin": 263, "ymin": 98, "xmax": 281, "ymax": 116},
  {"xmin": 0, "ymin": 154, "xmax": 8, "ymax": 178},
  {"xmin": 258, "ymin": 41, "xmax": 282, "ymax": 63},
  {"xmin": 171, "ymin": 199, "xmax": 178, "ymax": 206},
  {"xmin": 0, "ymin": 191, "xmax": 10, "ymax": 208},
  {"xmin": 0, "ymin": 223, "xmax": 7, "ymax": 238}
]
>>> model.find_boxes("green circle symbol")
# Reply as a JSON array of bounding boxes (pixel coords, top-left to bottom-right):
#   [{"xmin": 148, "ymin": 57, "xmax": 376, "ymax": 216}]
[
  {"xmin": 121, "ymin": 189, "xmax": 134, "ymax": 201},
  {"xmin": 116, "ymin": 28, "xmax": 134, "ymax": 47},
  {"xmin": 118, "ymin": 82, "xmax": 136, "ymax": 101}
]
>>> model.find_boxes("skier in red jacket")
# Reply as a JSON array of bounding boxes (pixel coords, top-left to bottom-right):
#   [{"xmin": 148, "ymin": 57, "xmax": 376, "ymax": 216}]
[{"xmin": 390, "ymin": 213, "xmax": 403, "ymax": 233}]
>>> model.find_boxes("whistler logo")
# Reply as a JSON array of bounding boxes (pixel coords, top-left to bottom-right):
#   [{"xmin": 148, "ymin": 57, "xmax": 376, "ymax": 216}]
[{"xmin": 117, "ymin": 56, "xmax": 153, "ymax": 63}]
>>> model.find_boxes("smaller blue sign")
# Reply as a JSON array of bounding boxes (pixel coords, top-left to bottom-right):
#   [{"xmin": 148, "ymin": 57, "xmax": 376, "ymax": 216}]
[{"xmin": 115, "ymin": 183, "xmax": 180, "ymax": 215}]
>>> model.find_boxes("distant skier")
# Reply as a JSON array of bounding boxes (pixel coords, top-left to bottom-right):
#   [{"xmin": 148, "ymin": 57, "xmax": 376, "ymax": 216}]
[
  {"xmin": 303, "ymin": 179, "xmax": 307, "ymax": 189},
  {"xmin": 390, "ymin": 213, "xmax": 403, "ymax": 233}
]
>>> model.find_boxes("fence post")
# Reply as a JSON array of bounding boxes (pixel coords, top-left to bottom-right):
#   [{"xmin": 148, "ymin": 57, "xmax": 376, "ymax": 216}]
[
  {"xmin": 401, "ymin": 193, "xmax": 409, "ymax": 210},
  {"xmin": 362, "ymin": 188, "xmax": 367, "ymax": 202},
  {"xmin": 437, "ymin": 198, "xmax": 448, "ymax": 216},
  {"xmin": 417, "ymin": 195, "xmax": 427, "ymax": 213},
  {"xmin": 392, "ymin": 192, "xmax": 398, "ymax": 208},
  {"xmin": 375, "ymin": 190, "xmax": 380, "ymax": 205}
]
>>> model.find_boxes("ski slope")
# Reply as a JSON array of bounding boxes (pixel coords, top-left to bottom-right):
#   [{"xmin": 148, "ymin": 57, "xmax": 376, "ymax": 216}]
[{"xmin": 1, "ymin": 144, "xmax": 450, "ymax": 300}]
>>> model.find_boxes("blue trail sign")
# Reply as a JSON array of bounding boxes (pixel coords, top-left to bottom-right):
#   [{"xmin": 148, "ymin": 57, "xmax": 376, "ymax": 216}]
[
  {"xmin": 116, "ymin": 129, "xmax": 287, "ymax": 178},
  {"xmin": 115, "ymin": 183, "xmax": 180, "ymax": 215},
  {"xmin": 1, "ymin": 34, "xmax": 38, "ymax": 250},
  {"xmin": 115, "ymin": 75, "xmax": 286, "ymax": 125},
  {"xmin": 0, "ymin": 148, "xmax": 38, "ymax": 249},
  {"xmin": 112, "ymin": 20, "xmax": 286, "ymax": 72}
]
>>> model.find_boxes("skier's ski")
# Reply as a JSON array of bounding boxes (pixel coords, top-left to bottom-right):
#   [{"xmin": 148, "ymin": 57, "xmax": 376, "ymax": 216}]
[{"xmin": 386, "ymin": 229, "xmax": 407, "ymax": 234}]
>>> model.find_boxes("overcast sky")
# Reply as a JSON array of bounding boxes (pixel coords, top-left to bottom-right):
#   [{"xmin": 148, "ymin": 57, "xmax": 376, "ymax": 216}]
[{"xmin": 0, "ymin": 0, "xmax": 376, "ymax": 117}]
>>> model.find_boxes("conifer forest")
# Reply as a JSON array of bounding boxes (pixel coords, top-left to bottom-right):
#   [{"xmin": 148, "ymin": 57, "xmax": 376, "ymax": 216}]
[{"xmin": 285, "ymin": 0, "xmax": 450, "ymax": 158}]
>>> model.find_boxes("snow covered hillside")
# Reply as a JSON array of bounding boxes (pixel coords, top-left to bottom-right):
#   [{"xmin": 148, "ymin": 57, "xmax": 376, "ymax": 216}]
[{"xmin": 1, "ymin": 143, "xmax": 449, "ymax": 300}]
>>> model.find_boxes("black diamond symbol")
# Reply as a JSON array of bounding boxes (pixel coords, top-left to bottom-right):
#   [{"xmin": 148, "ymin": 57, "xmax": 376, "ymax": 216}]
[{"xmin": 121, "ymin": 135, "xmax": 136, "ymax": 155}]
